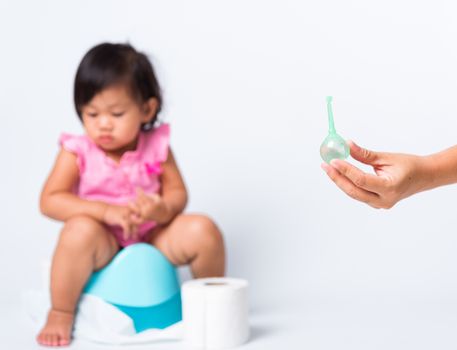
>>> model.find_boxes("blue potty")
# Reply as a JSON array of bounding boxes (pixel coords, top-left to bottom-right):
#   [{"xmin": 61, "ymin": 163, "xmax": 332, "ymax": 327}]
[{"xmin": 83, "ymin": 243, "xmax": 182, "ymax": 332}]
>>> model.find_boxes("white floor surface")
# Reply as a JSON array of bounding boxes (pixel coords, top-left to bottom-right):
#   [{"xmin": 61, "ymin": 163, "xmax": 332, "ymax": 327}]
[{"xmin": 2, "ymin": 294, "xmax": 457, "ymax": 350}]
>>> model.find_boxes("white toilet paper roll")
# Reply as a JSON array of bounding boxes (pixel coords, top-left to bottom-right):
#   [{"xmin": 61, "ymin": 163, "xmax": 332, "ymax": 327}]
[{"xmin": 181, "ymin": 278, "xmax": 249, "ymax": 349}]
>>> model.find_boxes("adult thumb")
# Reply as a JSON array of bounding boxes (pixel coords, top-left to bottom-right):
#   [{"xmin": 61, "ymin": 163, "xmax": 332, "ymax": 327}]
[{"xmin": 348, "ymin": 140, "xmax": 382, "ymax": 165}]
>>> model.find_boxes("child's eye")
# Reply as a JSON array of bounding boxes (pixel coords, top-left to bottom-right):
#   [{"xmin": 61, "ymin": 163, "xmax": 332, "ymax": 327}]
[
  {"xmin": 112, "ymin": 112, "xmax": 125, "ymax": 117},
  {"xmin": 87, "ymin": 113, "xmax": 98, "ymax": 118}
]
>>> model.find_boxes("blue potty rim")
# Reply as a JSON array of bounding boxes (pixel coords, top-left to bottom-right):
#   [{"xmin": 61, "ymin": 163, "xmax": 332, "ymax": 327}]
[{"xmin": 84, "ymin": 243, "xmax": 180, "ymax": 307}]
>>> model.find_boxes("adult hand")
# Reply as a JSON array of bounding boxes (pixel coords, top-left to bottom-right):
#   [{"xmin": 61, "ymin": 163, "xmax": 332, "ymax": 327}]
[
  {"xmin": 321, "ymin": 140, "xmax": 430, "ymax": 209},
  {"xmin": 103, "ymin": 204, "xmax": 140, "ymax": 240},
  {"xmin": 128, "ymin": 188, "xmax": 171, "ymax": 225}
]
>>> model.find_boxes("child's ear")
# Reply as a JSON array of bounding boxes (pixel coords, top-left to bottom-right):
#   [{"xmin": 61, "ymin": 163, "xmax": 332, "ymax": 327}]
[{"xmin": 142, "ymin": 98, "xmax": 158, "ymax": 123}]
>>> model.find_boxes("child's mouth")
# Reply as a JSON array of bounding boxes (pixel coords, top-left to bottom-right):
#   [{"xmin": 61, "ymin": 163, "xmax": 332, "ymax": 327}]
[{"xmin": 98, "ymin": 135, "xmax": 113, "ymax": 143}]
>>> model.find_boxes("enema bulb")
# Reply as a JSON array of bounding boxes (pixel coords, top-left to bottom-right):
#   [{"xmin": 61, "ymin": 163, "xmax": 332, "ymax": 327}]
[{"xmin": 320, "ymin": 96, "xmax": 349, "ymax": 163}]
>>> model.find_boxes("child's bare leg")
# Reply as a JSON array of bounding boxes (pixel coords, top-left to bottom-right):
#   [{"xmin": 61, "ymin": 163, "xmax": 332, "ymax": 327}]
[
  {"xmin": 37, "ymin": 215, "xmax": 119, "ymax": 347},
  {"xmin": 150, "ymin": 214, "xmax": 225, "ymax": 277}
]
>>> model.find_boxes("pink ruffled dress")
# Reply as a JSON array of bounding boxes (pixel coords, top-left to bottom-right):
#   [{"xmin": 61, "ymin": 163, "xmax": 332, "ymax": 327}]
[{"xmin": 59, "ymin": 123, "xmax": 170, "ymax": 247}]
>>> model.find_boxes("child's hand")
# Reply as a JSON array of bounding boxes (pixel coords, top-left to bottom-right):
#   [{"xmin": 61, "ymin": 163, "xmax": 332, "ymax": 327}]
[
  {"xmin": 103, "ymin": 204, "xmax": 140, "ymax": 240},
  {"xmin": 128, "ymin": 188, "xmax": 171, "ymax": 225}
]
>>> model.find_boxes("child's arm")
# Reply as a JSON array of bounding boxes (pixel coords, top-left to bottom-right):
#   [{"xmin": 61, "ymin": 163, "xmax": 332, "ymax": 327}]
[
  {"xmin": 40, "ymin": 149, "xmax": 138, "ymax": 235},
  {"xmin": 40, "ymin": 149, "xmax": 107, "ymax": 221},
  {"xmin": 322, "ymin": 140, "xmax": 457, "ymax": 209},
  {"xmin": 130, "ymin": 148, "xmax": 187, "ymax": 225},
  {"xmin": 159, "ymin": 149, "xmax": 188, "ymax": 219}
]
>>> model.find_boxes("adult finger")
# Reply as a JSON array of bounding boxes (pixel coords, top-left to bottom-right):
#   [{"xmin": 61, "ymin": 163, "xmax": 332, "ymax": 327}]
[
  {"xmin": 321, "ymin": 163, "xmax": 380, "ymax": 206},
  {"xmin": 330, "ymin": 159, "xmax": 388, "ymax": 193},
  {"xmin": 348, "ymin": 140, "xmax": 383, "ymax": 165}
]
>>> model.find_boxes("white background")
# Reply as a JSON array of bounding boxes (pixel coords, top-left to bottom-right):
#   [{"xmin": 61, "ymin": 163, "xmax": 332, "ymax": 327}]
[{"xmin": 2, "ymin": 1, "xmax": 457, "ymax": 349}]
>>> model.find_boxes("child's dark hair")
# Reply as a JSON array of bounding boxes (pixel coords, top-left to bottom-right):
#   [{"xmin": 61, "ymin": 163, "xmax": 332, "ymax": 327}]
[{"xmin": 74, "ymin": 42, "xmax": 162, "ymax": 131}]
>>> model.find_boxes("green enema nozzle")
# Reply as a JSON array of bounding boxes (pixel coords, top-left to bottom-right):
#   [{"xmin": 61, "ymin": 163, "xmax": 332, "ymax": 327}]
[{"xmin": 320, "ymin": 96, "xmax": 349, "ymax": 163}]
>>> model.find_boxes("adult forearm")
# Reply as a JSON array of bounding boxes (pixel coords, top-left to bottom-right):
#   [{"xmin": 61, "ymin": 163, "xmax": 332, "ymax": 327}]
[
  {"xmin": 40, "ymin": 192, "xmax": 107, "ymax": 222},
  {"xmin": 424, "ymin": 145, "xmax": 457, "ymax": 190}
]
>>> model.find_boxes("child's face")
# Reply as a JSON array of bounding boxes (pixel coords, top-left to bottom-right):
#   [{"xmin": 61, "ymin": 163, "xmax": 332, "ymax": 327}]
[{"xmin": 81, "ymin": 85, "xmax": 156, "ymax": 153}]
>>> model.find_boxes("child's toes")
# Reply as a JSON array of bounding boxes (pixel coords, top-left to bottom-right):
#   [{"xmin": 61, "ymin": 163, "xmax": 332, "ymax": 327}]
[
  {"xmin": 43, "ymin": 334, "xmax": 52, "ymax": 346},
  {"xmin": 58, "ymin": 335, "xmax": 70, "ymax": 346},
  {"xmin": 36, "ymin": 334, "xmax": 44, "ymax": 345},
  {"xmin": 40, "ymin": 334, "xmax": 49, "ymax": 346},
  {"xmin": 51, "ymin": 334, "xmax": 59, "ymax": 346}
]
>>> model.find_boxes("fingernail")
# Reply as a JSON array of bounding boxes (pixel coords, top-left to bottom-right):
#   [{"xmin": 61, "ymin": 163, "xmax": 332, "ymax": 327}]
[
  {"xmin": 348, "ymin": 139, "xmax": 358, "ymax": 148},
  {"xmin": 321, "ymin": 163, "xmax": 329, "ymax": 172}
]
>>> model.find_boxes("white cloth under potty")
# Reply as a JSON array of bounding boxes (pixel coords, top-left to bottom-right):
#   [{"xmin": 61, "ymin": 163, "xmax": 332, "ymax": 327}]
[
  {"xmin": 24, "ymin": 277, "xmax": 250, "ymax": 348},
  {"xmin": 23, "ymin": 290, "xmax": 183, "ymax": 345}
]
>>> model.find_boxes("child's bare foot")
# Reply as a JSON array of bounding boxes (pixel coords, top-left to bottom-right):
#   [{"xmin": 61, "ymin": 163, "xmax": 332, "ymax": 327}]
[{"xmin": 36, "ymin": 309, "xmax": 74, "ymax": 347}]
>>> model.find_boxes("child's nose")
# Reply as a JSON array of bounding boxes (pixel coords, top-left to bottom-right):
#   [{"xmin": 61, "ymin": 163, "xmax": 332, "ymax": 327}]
[{"xmin": 99, "ymin": 115, "xmax": 113, "ymax": 129}]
